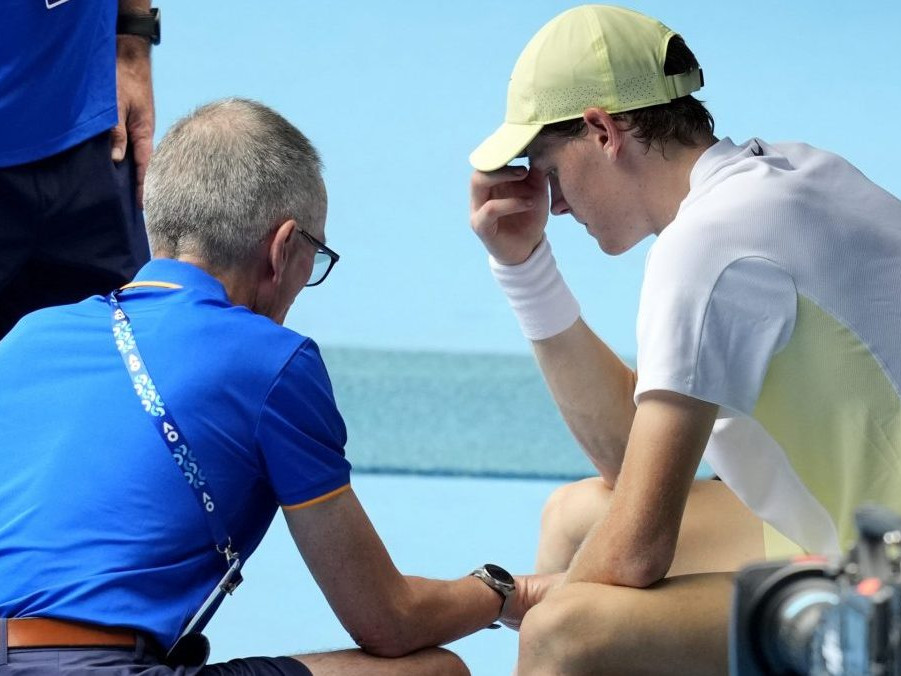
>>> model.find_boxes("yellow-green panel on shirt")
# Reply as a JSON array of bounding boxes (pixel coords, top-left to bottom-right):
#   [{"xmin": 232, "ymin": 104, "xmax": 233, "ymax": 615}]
[{"xmin": 754, "ymin": 295, "xmax": 901, "ymax": 550}]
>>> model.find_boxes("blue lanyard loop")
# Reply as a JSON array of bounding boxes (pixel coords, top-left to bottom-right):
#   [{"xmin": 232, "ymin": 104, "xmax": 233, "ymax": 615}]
[{"xmin": 108, "ymin": 288, "xmax": 239, "ymax": 570}]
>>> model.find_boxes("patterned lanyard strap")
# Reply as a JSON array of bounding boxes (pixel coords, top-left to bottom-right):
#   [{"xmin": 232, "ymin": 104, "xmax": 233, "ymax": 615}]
[{"xmin": 108, "ymin": 285, "xmax": 241, "ymax": 578}]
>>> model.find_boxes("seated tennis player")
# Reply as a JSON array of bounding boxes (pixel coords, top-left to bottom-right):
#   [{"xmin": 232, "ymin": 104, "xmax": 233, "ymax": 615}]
[{"xmin": 468, "ymin": 5, "xmax": 901, "ymax": 674}]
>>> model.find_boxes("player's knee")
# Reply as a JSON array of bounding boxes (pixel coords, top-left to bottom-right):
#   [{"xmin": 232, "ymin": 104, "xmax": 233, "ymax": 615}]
[
  {"xmin": 539, "ymin": 481, "xmax": 576, "ymax": 535},
  {"xmin": 539, "ymin": 478, "xmax": 609, "ymax": 538},
  {"xmin": 539, "ymin": 484, "xmax": 568, "ymax": 537}
]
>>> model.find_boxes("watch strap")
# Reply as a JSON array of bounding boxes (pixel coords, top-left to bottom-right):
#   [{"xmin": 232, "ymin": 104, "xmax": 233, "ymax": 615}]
[
  {"xmin": 470, "ymin": 564, "xmax": 515, "ymax": 629},
  {"xmin": 117, "ymin": 7, "xmax": 161, "ymax": 45}
]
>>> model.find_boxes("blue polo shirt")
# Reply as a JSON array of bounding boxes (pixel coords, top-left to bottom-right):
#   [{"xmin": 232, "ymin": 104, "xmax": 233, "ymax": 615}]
[
  {"xmin": 0, "ymin": 259, "xmax": 352, "ymax": 648},
  {"xmin": 0, "ymin": 0, "xmax": 118, "ymax": 166}
]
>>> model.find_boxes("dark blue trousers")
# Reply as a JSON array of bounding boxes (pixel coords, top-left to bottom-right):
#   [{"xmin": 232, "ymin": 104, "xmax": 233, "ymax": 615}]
[{"xmin": 0, "ymin": 132, "xmax": 150, "ymax": 338}]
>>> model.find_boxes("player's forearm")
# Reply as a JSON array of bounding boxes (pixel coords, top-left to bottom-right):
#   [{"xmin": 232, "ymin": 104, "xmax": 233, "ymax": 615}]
[
  {"xmin": 565, "ymin": 511, "xmax": 675, "ymax": 588},
  {"xmin": 533, "ymin": 318, "xmax": 637, "ymax": 484},
  {"xmin": 564, "ymin": 474, "xmax": 681, "ymax": 586},
  {"xmin": 487, "ymin": 238, "xmax": 636, "ymax": 482},
  {"xmin": 565, "ymin": 393, "xmax": 718, "ymax": 586}
]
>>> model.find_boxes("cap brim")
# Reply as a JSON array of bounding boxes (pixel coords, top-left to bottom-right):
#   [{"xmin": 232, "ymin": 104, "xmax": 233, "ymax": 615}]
[{"xmin": 469, "ymin": 122, "xmax": 543, "ymax": 172}]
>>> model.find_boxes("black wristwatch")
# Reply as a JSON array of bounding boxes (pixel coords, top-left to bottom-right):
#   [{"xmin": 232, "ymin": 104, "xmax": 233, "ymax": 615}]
[
  {"xmin": 470, "ymin": 563, "xmax": 515, "ymax": 628},
  {"xmin": 117, "ymin": 7, "xmax": 161, "ymax": 46}
]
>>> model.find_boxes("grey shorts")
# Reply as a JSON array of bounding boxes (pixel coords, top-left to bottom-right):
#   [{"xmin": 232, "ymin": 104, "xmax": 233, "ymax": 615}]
[{"xmin": 0, "ymin": 622, "xmax": 311, "ymax": 676}]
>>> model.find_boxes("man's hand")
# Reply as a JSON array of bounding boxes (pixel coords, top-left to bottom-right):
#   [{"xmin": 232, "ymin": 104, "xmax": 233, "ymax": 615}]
[
  {"xmin": 112, "ymin": 35, "xmax": 154, "ymax": 209},
  {"xmin": 470, "ymin": 166, "xmax": 550, "ymax": 266},
  {"xmin": 500, "ymin": 572, "xmax": 563, "ymax": 631}
]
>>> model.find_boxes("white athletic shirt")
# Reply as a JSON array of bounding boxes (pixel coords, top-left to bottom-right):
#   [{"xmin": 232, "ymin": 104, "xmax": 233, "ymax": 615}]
[{"xmin": 634, "ymin": 138, "xmax": 901, "ymax": 556}]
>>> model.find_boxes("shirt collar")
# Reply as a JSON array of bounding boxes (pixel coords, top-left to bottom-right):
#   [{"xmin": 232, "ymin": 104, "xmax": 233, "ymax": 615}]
[
  {"xmin": 689, "ymin": 137, "xmax": 769, "ymax": 190},
  {"xmin": 131, "ymin": 258, "xmax": 230, "ymax": 302}
]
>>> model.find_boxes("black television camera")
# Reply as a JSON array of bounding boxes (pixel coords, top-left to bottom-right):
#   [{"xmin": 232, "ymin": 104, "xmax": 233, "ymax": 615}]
[{"xmin": 731, "ymin": 504, "xmax": 901, "ymax": 675}]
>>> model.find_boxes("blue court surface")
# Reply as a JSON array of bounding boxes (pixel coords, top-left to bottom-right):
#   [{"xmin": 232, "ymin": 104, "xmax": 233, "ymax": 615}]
[{"xmin": 205, "ymin": 473, "xmax": 563, "ymax": 675}]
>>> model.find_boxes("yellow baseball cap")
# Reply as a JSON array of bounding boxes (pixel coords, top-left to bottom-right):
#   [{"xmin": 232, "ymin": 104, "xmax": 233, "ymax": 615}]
[{"xmin": 469, "ymin": 4, "xmax": 703, "ymax": 171}]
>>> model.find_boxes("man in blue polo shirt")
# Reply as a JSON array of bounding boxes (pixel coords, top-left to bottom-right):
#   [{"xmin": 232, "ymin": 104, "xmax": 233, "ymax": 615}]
[
  {"xmin": 0, "ymin": 98, "xmax": 551, "ymax": 675},
  {"xmin": 0, "ymin": 0, "xmax": 158, "ymax": 338}
]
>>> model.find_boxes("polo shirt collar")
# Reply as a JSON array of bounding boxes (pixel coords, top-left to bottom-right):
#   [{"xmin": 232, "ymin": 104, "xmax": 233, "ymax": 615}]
[
  {"xmin": 689, "ymin": 137, "xmax": 770, "ymax": 191},
  {"xmin": 131, "ymin": 258, "xmax": 230, "ymax": 302}
]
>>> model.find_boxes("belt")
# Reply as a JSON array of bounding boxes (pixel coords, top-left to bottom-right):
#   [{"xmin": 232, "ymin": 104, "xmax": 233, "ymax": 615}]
[{"xmin": 6, "ymin": 618, "xmax": 138, "ymax": 649}]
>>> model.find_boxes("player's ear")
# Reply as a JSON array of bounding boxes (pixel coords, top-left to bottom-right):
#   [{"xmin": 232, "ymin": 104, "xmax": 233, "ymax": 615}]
[{"xmin": 583, "ymin": 107, "xmax": 625, "ymax": 159}]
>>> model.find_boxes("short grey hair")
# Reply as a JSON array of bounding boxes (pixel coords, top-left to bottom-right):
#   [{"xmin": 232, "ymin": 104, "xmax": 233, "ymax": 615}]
[{"xmin": 144, "ymin": 98, "xmax": 324, "ymax": 269}]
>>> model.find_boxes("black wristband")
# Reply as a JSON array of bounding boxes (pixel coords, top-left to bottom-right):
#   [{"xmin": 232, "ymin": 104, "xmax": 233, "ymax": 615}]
[{"xmin": 117, "ymin": 7, "xmax": 161, "ymax": 46}]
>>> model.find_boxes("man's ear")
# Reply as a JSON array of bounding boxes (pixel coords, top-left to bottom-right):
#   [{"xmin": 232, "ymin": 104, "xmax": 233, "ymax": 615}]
[
  {"xmin": 582, "ymin": 107, "xmax": 625, "ymax": 160},
  {"xmin": 267, "ymin": 219, "xmax": 298, "ymax": 286}
]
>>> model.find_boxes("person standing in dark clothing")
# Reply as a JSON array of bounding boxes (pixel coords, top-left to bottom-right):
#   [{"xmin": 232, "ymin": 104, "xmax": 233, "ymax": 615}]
[{"xmin": 0, "ymin": 0, "xmax": 158, "ymax": 338}]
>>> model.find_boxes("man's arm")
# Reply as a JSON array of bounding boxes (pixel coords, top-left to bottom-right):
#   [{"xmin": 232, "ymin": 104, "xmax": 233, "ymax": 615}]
[
  {"xmin": 284, "ymin": 488, "xmax": 556, "ymax": 657},
  {"xmin": 469, "ymin": 167, "xmax": 636, "ymax": 484},
  {"xmin": 532, "ymin": 319, "xmax": 637, "ymax": 484},
  {"xmin": 566, "ymin": 390, "xmax": 718, "ymax": 587},
  {"xmin": 113, "ymin": 0, "xmax": 155, "ymax": 208}
]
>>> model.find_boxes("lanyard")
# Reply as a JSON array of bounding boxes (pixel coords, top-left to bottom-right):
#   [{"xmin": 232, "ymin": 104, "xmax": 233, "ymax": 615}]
[{"xmin": 108, "ymin": 286, "xmax": 243, "ymax": 629}]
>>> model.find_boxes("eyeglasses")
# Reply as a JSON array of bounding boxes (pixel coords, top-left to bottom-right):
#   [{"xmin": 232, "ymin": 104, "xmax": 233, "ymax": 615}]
[{"xmin": 297, "ymin": 229, "xmax": 340, "ymax": 287}]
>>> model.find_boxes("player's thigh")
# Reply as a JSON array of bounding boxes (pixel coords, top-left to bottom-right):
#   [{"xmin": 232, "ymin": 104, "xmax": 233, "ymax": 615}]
[
  {"xmin": 518, "ymin": 573, "xmax": 734, "ymax": 676},
  {"xmin": 668, "ymin": 479, "xmax": 765, "ymax": 576}
]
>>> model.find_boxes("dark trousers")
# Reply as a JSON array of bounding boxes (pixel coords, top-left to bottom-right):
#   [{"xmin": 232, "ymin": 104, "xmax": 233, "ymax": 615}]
[
  {"xmin": 0, "ymin": 618, "xmax": 190, "ymax": 675},
  {"xmin": 0, "ymin": 621, "xmax": 312, "ymax": 675},
  {"xmin": 0, "ymin": 132, "xmax": 150, "ymax": 339}
]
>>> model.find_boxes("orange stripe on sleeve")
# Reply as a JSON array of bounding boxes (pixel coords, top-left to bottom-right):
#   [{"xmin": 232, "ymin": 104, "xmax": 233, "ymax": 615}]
[
  {"xmin": 120, "ymin": 281, "xmax": 184, "ymax": 290},
  {"xmin": 282, "ymin": 484, "xmax": 351, "ymax": 511}
]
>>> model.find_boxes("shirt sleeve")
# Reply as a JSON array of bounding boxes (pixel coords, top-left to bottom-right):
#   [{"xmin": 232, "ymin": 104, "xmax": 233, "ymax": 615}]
[
  {"xmin": 255, "ymin": 339, "xmax": 351, "ymax": 507},
  {"xmin": 635, "ymin": 255, "xmax": 797, "ymax": 416}
]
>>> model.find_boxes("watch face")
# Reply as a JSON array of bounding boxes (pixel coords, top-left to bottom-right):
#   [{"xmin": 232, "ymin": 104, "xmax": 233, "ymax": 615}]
[{"xmin": 485, "ymin": 563, "xmax": 514, "ymax": 585}]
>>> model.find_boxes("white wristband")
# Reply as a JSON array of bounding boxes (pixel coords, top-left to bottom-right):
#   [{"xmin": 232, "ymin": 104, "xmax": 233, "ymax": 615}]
[{"xmin": 489, "ymin": 238, "xmax": 580, "ymax": 341}]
